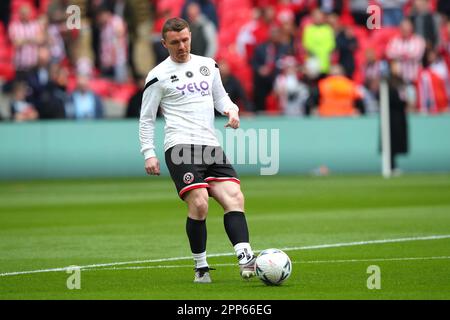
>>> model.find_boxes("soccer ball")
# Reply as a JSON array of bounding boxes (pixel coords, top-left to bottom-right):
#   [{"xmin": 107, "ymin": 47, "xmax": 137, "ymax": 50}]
[{"xmin": 255, "ymin": 248, "xmax": 292, "ymax": 285}]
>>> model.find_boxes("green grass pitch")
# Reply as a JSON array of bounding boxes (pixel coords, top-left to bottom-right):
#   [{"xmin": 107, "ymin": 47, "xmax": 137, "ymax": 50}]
[{"xmin": 0, "ymin": 174, "xmax": 449, "ymax": 300}]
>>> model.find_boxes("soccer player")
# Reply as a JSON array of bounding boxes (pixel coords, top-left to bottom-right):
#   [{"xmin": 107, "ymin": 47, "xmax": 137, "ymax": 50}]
[{"xmin": 139, "ymin": 18, "xmax": 256, "ymax": 283}]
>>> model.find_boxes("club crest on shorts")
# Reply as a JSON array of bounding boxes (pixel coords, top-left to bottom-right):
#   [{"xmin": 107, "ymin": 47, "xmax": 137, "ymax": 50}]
[
  {"xmin": 200, "ymin": 66, "xmax": 210, "ymax": 76},
  {"xmin": 183, "ymin": 172, "xmax": 194, "ymax": 184}
]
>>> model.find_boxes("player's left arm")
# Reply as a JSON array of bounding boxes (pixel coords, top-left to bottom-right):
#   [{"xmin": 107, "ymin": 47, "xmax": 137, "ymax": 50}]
[{"xmin": 211, "ymin": 61, "xmax": 240, "ymax": 129}]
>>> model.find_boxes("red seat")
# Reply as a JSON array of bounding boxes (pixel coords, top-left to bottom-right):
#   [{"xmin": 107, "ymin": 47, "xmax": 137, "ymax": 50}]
[
  {"xmin": 110, "ymin": 83, "xmax": 138, "ymax": 104},
  {"xmin": 0, "ymin": 48, "xmax": 13, "ymax": 61},
  {"xmin": 218, "ymin": 48, "xmax": 253, "ymax": 98},
  {"xmin": 265, "ymin": 92, "xmax": 281, "ymax": 115},
  {"xmin": 39, "ymin": 0, "xmax": 51, "ymax": 15},
  {"xmin": 156, "ymin": 0, "xmax": 184, "ymax": 16},
  {"xmin": 11, "ymin": 0, "xmax": 38, "ymax": 21},
  {"xmin": 350, "ymin": 25, "xmax": 371, "ymax": 83},
  {"xmin": 66, "ymin": 75, "xmax": 77, "ymax": 93},
  {"xmin": 370, "ymin": 27, "xmax": 400, "ymax": 59},
  {"xmin": 89, "ymin": 78, "xmax": 113, "ymax": 97},
  {"xmin": 0, "ymin": 62, "xmax": 15, "ymax": 81}
]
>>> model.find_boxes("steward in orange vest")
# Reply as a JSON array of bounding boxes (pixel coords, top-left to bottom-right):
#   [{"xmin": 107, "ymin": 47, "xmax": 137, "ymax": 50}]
[{"xmin": 317, "ymin": 65, "xmax": 362, "ymax": 117}]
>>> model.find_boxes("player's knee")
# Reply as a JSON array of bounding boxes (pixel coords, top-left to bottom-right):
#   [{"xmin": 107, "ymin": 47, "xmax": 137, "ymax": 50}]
[
  {"xmin": 227, "ymin": 188, "xmax": 245, "ymax": 208},
  {"xmin": 195, "ymin": 197, "xmax": 209, "ymax": 217},
  {"xmin": 234, "ymin": 190, "xmax": 245, "ymax": 206},
  {"xmin": 186, "ymin": 191, "xmax": 209, "ymax": 219}
]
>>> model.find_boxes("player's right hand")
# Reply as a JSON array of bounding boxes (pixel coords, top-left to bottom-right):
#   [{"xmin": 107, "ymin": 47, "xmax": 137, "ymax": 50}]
[{"xmin": 145, "ymin": 157, "xmax": 160, "ymax": 176}]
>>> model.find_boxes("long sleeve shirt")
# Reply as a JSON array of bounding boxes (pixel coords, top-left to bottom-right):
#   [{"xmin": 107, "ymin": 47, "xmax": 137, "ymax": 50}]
[{"xmin": 139, "ymin": 54, "xmax": 239, "ymax": 159}]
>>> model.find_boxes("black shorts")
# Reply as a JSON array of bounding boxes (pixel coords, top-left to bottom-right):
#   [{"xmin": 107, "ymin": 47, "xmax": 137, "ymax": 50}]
[{"xmin": 165, "ymin": 144, "xmax": 240, "ymax": 199}]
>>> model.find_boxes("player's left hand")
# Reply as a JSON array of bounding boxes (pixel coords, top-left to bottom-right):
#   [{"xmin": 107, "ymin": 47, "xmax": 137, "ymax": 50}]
[{"xmin": 224, "ymin": 109, "xmax": 240, "ymax": 129}]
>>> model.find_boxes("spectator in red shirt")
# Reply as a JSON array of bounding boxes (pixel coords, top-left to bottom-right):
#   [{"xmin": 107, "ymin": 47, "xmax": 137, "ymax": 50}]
[
  {"xmin": 96, "ymin": 6, "xmax": 128, "ymax": 83},
  {"xmin": 441, "ymin": 20, "xmax": 450, "ymax": 71},
  {"xmin": 386, "ymin": 19, "xmax": 426, "ymax": 109},
  {"xmin": 8, "ymin": 4, "xmax": 44, "ymax": 79},
  {"xmin": 386, "ymin": 20, "xmax": 426, "ymax": 75},
  {"xmin": 236, "ymin": 6, "xmax": 276, "ymax": 62},
  {"xmin": 417, "ymin": 49, "xmax": 450, "ymax": 114}
]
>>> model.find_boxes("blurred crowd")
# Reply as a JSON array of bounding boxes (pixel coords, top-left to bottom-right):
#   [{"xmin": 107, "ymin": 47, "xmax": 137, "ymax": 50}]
[{"xmin": 1, "ymin": 0, "xmax": 450, "ymax": 122}]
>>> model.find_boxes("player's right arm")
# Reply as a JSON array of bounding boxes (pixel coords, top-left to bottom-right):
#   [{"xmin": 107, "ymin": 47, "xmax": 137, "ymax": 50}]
[
  {"xmin": 139, "ymin": 74, "xmax": 163, "ymax": 175},
  {"xmin": 210, "ymin": 60, "xmax": 240, "ymax": 128}
]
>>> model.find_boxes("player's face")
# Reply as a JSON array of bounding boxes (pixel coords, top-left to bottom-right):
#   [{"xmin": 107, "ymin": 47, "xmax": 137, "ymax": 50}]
[{"xmin": 162, "ymin": 28, "xmax": 191, "ymax": 63}]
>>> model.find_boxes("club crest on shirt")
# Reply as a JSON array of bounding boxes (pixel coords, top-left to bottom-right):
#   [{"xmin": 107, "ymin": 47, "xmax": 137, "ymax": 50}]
[
  {"xmin": 183, "ymin": 172, "xmax": 194, "ymax": 184},
  {"xmin": 200, "ymin": 66, "xmax": 210, "ymax": 76}
]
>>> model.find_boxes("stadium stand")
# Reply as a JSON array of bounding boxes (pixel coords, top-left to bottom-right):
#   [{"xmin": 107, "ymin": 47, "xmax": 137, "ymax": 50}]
[{"xmin": 0, "ymin": 0, "xmax": 449, "ymax": 120}]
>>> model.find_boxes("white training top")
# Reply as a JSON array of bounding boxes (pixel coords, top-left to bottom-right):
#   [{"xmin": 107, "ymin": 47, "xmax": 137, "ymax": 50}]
[{"xmin": 139, "ymin": 54, "xmax": 239, "ymax": 159}]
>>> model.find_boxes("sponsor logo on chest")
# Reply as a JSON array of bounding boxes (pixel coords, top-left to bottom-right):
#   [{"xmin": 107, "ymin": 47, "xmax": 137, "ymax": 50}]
[
  {"xmin": 170, "ymin": 66, "xmax": 212, "ymax": 96},
  {"xmin": 175, "ymin": 81, "xmax": 210, "ymax": 96}
]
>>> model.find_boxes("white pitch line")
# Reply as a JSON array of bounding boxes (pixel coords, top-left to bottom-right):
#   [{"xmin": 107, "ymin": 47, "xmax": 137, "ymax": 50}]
[
  {"xmin": 88, "ymin": 256, "xmax": 450, "ymax": 272},
  {"xmin": 279, "ymin": 234, "xmax": 450, "ymax": 251},
  {"xmin": 1, "ymin": 234, "xmax": 450, "ymax": 277},
  {"xmin": 297, "ymin": 256, "xmax": 450, "ymax": 264}
]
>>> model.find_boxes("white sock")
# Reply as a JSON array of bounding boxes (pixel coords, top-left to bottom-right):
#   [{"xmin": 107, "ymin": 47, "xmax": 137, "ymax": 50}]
[
  {"xmin": 192, "ymin": 251, "xmax": 208, "ymax": 269},
  {"xmin": 234, "ymin": 242, "xmax": 254, "ymax": 265}
]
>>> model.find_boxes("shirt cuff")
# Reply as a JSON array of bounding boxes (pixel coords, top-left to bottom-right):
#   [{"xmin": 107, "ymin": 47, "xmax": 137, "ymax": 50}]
[
  {"xmin": 223, "ymin": 104, "xmax": 239, "ymax": 114},
  {"xmin": 144, "ymin": 149, "xmax": 156, "ymax": 160}
]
